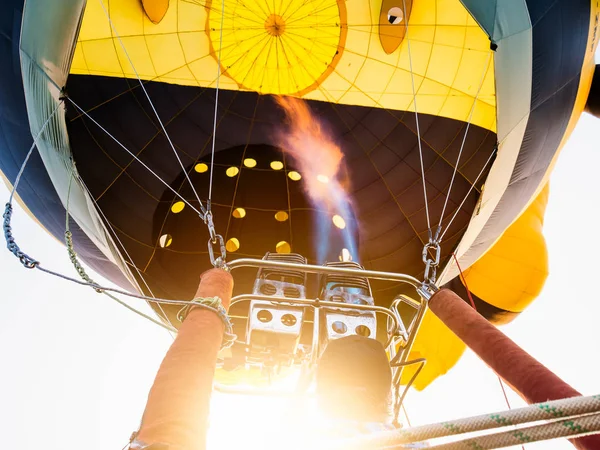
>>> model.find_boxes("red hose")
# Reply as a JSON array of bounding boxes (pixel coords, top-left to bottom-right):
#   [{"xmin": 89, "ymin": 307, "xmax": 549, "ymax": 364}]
[
  {"xmin": 135, "ymin": 268, "xmax": 234, "ymax": 450},
  {"xmin": 429, "ymin": 288, "xmax": 600, "ymax": 450}
]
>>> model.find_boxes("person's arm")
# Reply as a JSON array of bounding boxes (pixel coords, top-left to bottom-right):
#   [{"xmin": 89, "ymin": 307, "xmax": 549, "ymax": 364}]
[{"xmin": 131, "ymin": 268, "xmax": 233, "ymax": 450}]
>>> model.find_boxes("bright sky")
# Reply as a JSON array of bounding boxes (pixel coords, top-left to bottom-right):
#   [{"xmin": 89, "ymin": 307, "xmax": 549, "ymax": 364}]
[{"xmin": 2, "ymin": 92, "xmax": 600, "ymax": 450}]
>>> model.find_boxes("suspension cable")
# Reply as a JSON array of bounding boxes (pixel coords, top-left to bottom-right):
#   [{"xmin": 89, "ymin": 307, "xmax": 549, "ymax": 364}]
[
  {"xmin": 78, "ymin": 177, "xmax": 176, "ymax": 334},
  {"xmin": 208, "ymin": 0, "xmax": 226, "ymax": 205},
  {"xmin": 202, "ymin": 0, "xmax": 228, "ymax": 269},
  {"xmin": 97, "ymin": 0, "xmax": 207, "ymax": 219},
  {"xmin": 453, "ymin": 253, "xmax": 524, "ymax": 450},
  {"xmin": 402, "ymin": 0, "xmax": 431, "ymax": 240},
  {"xmin": 65, "ymin": 174, "xmax": 177, "ymax": 333},
  {"xmin": 439, "ymin": 146, "xmax": 497, "ymax": 243},
  {"xmin": 4, "ymin": 101, "xmax": 63, "ymax": 268},
  {"xmin": 435, "ymin": 52, "xmax": 493, "ymax": 241},
  {"xmin": 8, "ymin": 102, "xmax": 62, "ymax": 203},
  {"xmin": 68, "ymin": 98, "xmax": 206, "ymax": 218},
  {"xmin": 2, "ymin": 101, "xmax": 230, "ymax": 337},
  {"xmin": 97, "ymin": 0, "xmax": 228, "ymax": 268},
  {"xmin": 70, "ymin": 96, "xmax": 227, "ymax": 267}
]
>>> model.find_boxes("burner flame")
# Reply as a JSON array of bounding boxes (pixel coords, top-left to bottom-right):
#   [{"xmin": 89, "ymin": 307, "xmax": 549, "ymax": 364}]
[{"xmin": 275, "ymin": 96, "xmax": 357, "ymax": 263}]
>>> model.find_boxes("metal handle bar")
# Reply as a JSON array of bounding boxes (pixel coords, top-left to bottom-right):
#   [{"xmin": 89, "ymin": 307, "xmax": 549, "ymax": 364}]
[{"xmin": 227, "ymin": 258, "xmax": 422, "ymax": 287}]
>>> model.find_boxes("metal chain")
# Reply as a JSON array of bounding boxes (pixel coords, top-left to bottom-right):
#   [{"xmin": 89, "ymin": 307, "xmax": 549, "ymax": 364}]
[
  {"xmin": 3, "ymin": 203, "xmax": 39, "ymax": 269},
  {"xmin": 65, "ymin": 224, "xmax": 177, "ymax": 332},
  {"xmin": 4, "ymin": 185, "xmax": 223, "ymax": 333},
  {"xmin": 65, "ymin": 230, "xmax": 102, "ymax": 292}
]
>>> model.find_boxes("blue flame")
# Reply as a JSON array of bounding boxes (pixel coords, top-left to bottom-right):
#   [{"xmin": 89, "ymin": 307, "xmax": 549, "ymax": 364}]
[{"xmin": 314, "ymin": 183, "xmax": 358, "ymax": 264}]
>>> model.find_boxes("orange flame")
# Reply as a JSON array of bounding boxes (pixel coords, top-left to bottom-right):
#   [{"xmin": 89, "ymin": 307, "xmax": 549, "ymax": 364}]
[
  {"xmin": 275, "ymin": 96, "xmax": 357, "ymax": 262},
  {"xmin": 275, "ymin": 96, "xmax": 347, "ymax": 204}
]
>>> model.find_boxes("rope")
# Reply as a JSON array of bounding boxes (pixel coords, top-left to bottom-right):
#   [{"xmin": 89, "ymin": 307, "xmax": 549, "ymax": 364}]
[
  {"xmin": 452, "ymin": 252, "xmax": 524, "ymax": 450},
  {"xmin": 32, "ymin": 258, "xmax": 235, "ymax": 335},
  {"xmin": 435, "ymin": 53, "xmax": 492, "ymax": 241},
  {"xmin": 406, "ymin": 395, "xmax": 600, "ymax": 444},
  {"xmin": 6, "ymin": 9, "xmax": 227, "ymax": 340},
  {"xmin": 3, "ymin": 127, "xmax": 229, "ymax": 337},
  {"xmin": 9, "ymin": 102, "xmax": 62, "ymax": 203},
  {"xmin": 77, "ymin": 177, "xmax": 176, "ymax": 335},
  {"xmin": 208, "ymin": 0, "xmax": 226, "ymax": 205},
  {"xmin": 402, "ymin": 0, "xmax": 431, "ymax": 240},
  {"xmin": 64, "ymin": 175, "xmax": 176, "ymax": 332},
  {"xmin": 338, "ymin": 394, "xmax": 600, "ymax": 449},
  {"xmin": 70, "ymin": 79, "xmax": 228, "ymax": 265},
  {"xmin": 4, "ymin": 101, "xmax": 63, "ymax": 269},
  {"xmin": 438, "ymin": 147, "xmax": 496, "ymax": 242},
  {"xmin": 65, "ymin": 230, "xmax": 100, "ymax": 290},
  {"xmin": 97, "ymin": 0, "xmax": 207, "ymax": 219},
  {"xmin": 68, "ymin": 99, "xmax": 206, "ymax": 219},
  {"xmin": 31, "ymin": 263, "xmax": 236, "ymax": 338},
  {"xmin": 203, "ymin": 0, "xmax": 227, "ymax": 267},
  {"xmin": 427, "ymin": 412, "xmax": 600, "ymax": 450},
  {"xmin": 452, "ymin": 253, "xmax": 476, "ymax": 309}
]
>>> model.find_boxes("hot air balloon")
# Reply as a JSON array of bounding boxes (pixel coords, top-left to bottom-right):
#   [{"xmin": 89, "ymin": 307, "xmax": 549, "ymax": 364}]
[{"xmin": 1, "ymin": 0, "xmax": 598, "ymax": 393}]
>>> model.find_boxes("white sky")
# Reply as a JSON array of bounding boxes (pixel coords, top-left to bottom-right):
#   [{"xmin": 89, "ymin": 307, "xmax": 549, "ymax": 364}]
[{"xmin": 2, "ymin": 96, "xmax": 600, "ymax": 450}]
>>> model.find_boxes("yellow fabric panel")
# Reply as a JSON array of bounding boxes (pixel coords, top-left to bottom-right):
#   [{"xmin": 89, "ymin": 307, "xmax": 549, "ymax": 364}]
[
  {"xmin": 401, "ymin": 184, "xmax": 549, "ymax": 390},
  {"xmin": 461, "ymin": 183, "xmax": 550, "ymax": 313},
  {"xmin": 78, "ymin": 0, "xmax": 113, "ymax": 41},
  {"xmin": 142, "ymin": 0, "xmax": 169, "ymax": 24},
  {"xmin": 72, "ymin": 0, "xmax": 496, "ymax": 131},
  {"xmin": 400, "ymin": 309, "xmax": 466, "ymax": 390}
]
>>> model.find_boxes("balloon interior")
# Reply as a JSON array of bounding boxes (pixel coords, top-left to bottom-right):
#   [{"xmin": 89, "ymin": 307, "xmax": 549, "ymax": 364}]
[{"xmin": 3, "ymin": 0, "xmax": 600, "ymax": 444}]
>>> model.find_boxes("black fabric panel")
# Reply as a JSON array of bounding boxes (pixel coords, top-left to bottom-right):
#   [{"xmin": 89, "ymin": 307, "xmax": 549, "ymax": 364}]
[
  {"xmin": 466, "ymin": 0, "xmax": 590, "ymax": 269},
  {"xmin": 0, "ymin": 0, "xmax": 132, "ymax": 291},
  {"xmin": 443, "ymin": 277, "xmax": 520, "ymax": 325},
  {"xmin": 65, "ymin": 75, "xmax": 495, "ymax": 314}
]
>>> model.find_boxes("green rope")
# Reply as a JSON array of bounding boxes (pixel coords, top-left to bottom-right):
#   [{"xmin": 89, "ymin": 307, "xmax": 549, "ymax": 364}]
[
  {"xmin": 464, "ymin": 441, "xmax": 484, "ymax": 450},
  {"xmin": 336, "ymin": 394, "xmax": 600, "ymax": 449},
  {"xmin": 64, "ymin": 173, "xmax": 176, "ymax": 332},
  {"xmin": 65, "ymin": 230, "xmax": 101, "ymax": 292},
  {"xmin": 427, "ymin": 413, "xmax": 600, "ymax": 449},
  {"xmin": 508, "ymin": 429, "xmax": 532, "ymax": 443}
]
